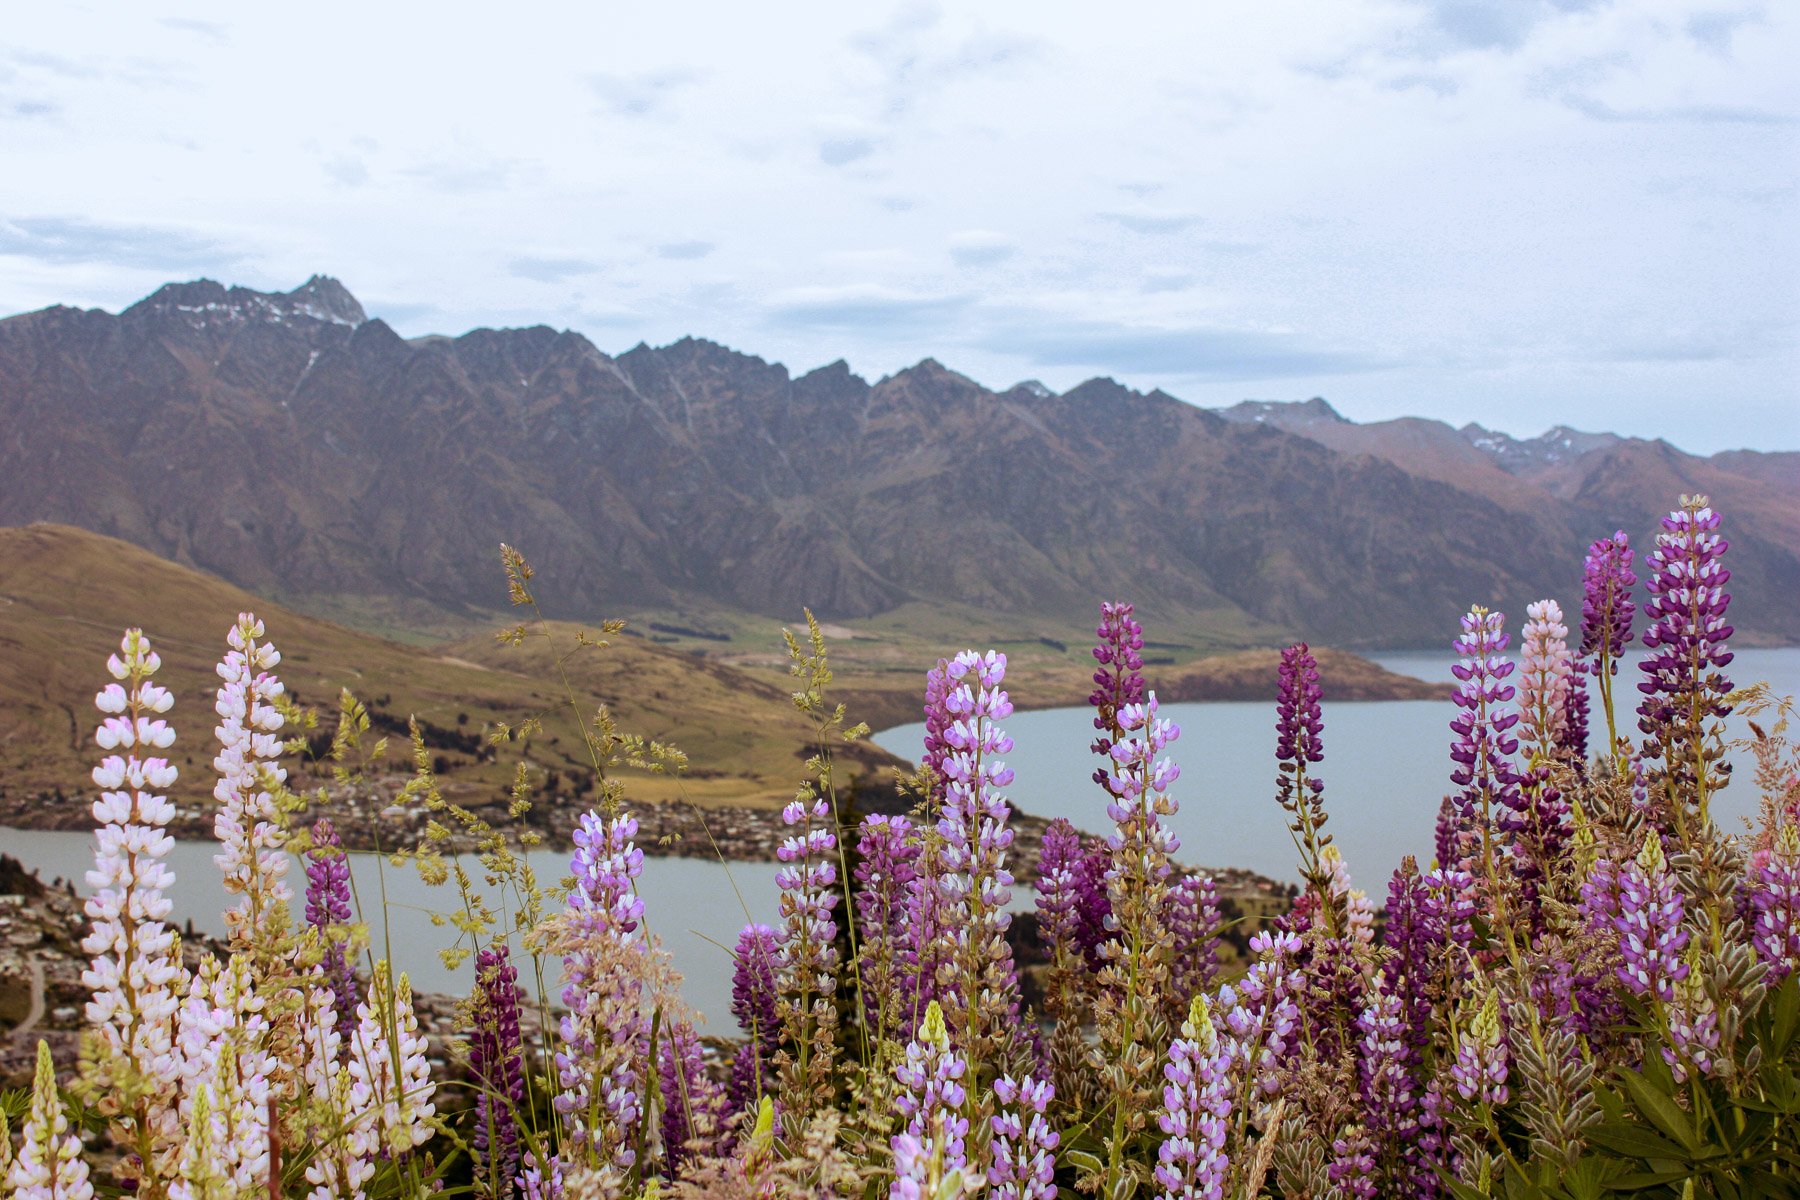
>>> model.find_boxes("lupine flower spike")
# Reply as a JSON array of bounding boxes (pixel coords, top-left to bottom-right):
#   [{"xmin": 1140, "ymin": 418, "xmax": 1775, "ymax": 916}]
[
  {"xmin": 1578, "ymin": 531, "xmax": 1636, "ymax": 763},
  {"xmin": 212, "ymin": 612, "xmax": 292, "ymax": 949},
  {"xmin": 11, "ymin": 1041, "xmax": 94, "ymax": 1200}
]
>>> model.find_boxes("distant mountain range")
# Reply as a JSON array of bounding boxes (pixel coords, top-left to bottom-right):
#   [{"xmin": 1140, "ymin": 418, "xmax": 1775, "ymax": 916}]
[{"xmin": 2, "ymin": 276, "xmax": 1794, "ymax": 647}]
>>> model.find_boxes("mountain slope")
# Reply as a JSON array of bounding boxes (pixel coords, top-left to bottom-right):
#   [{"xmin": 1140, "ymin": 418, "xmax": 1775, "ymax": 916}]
[
  {"xmin": 2, "ymin": 278, "xmax": 1794, "ymax": 646},
  {"xmin": 0, "ymin": 523, "xmax": 901, "ymax": 824}
]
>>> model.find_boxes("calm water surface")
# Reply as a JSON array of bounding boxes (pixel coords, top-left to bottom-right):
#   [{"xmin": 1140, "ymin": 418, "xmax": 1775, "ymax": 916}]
[{"xmin": 874, "ymin": 647, "xmax": 1800, "ymax": 891}]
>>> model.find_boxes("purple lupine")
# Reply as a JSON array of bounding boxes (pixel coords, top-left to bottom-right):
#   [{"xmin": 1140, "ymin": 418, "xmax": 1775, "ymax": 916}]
[
  {"xmin": 1449, "ymin": 993, "xmax": 1509, "ymax": 1106},
  {"xmin": 471, "ymin": 943, "xmax": 526, "ymax": 1200},
  {"xmin": 305, "ymin": 818, "xmax": 360, "ymax": 1036},
  {"xmin": 774, "ymin": 794, "xmax": 840, "ymax": 1122},
  {"xmin": 1637, "ymin": 497, "xmax": 1735, "ymax": 816},
  {"xmin": 855, "ymin": 815, "xmax": 920, "ymax": 1036},
  {"xmin": 1749, "ymin": 823, "xmax": 1800, "ymax": 980},
  {"xmin": 933, "ymin": 649, "xmax": 1023, "ymax": 1065},
  {"xmin": 1154, "ymin": 996, "xmax": 1232, "ymax": 1200},
  {"xmin": 1608, "ymin": 836, "xmax": 1690, "ymax": 1001},
  {"xmin": 660, "ymin": 1018, "xmax": 725, "ymax": 1175},
  {"xmin": 890, "ymin": 1001, "xmax": 972, "ymax": 1200},
  {"xmin": 554, "ymin": 809, "xmax": 649, "ymax": 1179},
  {"xmin": 1663, "ymin": 969, "xmax": 1722, "ymax": 1084},
  {"xmin": 1559, "ymin": 657, "xmax": 1592, "ymax": 766},
  {"xmin": 1090, "ymin": 602, "xmax": 1148, "ymax": 797},
  {"xmin": 1035, "ymin": 818, "xmax": 1087, "ymax": 1006},
  {"xmin": 1327, "ymin": 1127, "xmax": 1378, "ymax": 1200},
  {"xmin": 1447, "ymin": 608, "xmax": 1523, "ymax": 872},
  {"xmin": 1355, "ymin": 984, "xmax": 1427, "ymax": 1196},
  {"xmin": 922, "ymin": 658, "xmax": 958, "ymax": 787},
  {"xmin": 727, "ymin": 923, "xmax": 781, "ymax": 1115},
  {"xmin": 1276, "ymin": 643, "xmax": 1337, "ymax": 929},
  {"xmin": 1218, "ymin": 930, "xmax": 1304, "ymax": 1100},
  {"xmin": 989, "ymin": 1075, "xmax": 1059, "ymax": 1200},
  {"xmin": 1579, "ymin": 530, "xmax": 1636, "ymax": 757},
  {"xmin": 1167, "ymin": 874, "xmax": 1223, "ymax": 1003}
]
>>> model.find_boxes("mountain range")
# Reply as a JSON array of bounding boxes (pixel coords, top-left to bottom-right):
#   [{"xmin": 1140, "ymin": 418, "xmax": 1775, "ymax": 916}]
[{"xmin": 2, "ymin": 276, "xmax": 1794, "ymax": 647}]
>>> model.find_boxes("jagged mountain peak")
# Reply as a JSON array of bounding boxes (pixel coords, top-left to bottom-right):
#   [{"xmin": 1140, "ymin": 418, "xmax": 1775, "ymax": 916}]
[
  {"xmin": 123, "ymin": 275, "xmax": 366, "ymax": 329},
  {"xmin": 1217, "ymin": 397, "xmax": 1347, "ymax": 427}
]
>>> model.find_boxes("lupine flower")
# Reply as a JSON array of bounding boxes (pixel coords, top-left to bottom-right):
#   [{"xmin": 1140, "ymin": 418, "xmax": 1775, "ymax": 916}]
[
  {"xmin": 82, "ymin": 629, "xmax": 186, "ymax": 1127},
  {"xmin": 728, "ymin": 923, "xmax": 781, "ymax": 1115},
  {"xmin": 170, "ymin": 954, "xmax": 276, "ymax": 1193},
  {"xmin": 1166, "ymin": 874, "xmax": 1223, "ymax": 1004},
  {"xmin": 1749, "ymin": 821, "xmax": 1800, "ymax": 980},
  {"xmin": 1090, "ymin": 601, "xmax": 1147, "ymax": 797},
  {"xmin": 1328, "ymin": 1127, "xmax": 1379, "ymax": 1200},
  {"xmin": 1663, "ymin": 957, "xmax": 1721, "ymax": 1083},
  {"xmin": 1218, "ymin": 931, "xmax": 1304, "ymax": 1100},
  {"xmin": 932, "ymin": 649, "xmax": 1022, "ymax": 1066},
  {"xmin": 1609, "ymin": 835, "xmax": 1690, "ymax": 1001},
  {"xmin": 989, "ymin": 1074, "xmax": 1059, "ymax": 1200},
  {"xmin": 349, "ymin": 967, "xmax": 437, "ymax": 1157},
  {"xmin": 890, "ymin": 1001, "xmax": 972, "ymax": 1200},
  {"xmin": 305, "ymin": 818, "xmax": 360, "ymax": 1038},
  {"xmin": 1036, "ymin": 818, "xmax": 1088, "ymax": 977},
  {"xmin": 10, "ymin": 1041, "xmax": 94, "ymax": 1200},
  {"xmin": 1154, "ymin": 995, "xmax": 1232, "ymax": 1200},
  {"xmin": 1275, "ymin": 645, "xmax": 1327, "ymax": 841},
  {"xmin": 1579, "ymin": 531, "xmax": 1636, "ymax": 758},
  {"xmin": 774, "ymin": 793, "xmax": 840, "ymax": 1122},
  {"xmin": 553, "ymin": 810, "xmax": 650, "ymax": 1179},
  {"xmin": 659, "ymin": 1018, "xmax": 726, "ymax": 1175},
  {"xmin": 1447, "ymin": 607, "xmax": 1522, "ymax": 872},
  {"xmin": 1450, "ymin": 992, "xmax": 1509, "ymax": 1106},
  {"xmin": 211, "ymin": 612, "xmax": 292, "ymax": 947},
  {"xmin": 1637, "ymin": 497, "xmax": 1734, "ymax": 814},
  {"xmin": 472, "ymin": 944, "xmax": 526, "ymax": 1200},
  {"xmin": 1559, "ymin": 657, "xmax": 1592, "ymax": 766},
  {"xmin": 1518, "ymin": 600, "xmax": 1573, "ymax": 762},
  {"xmin": 855, "ymin": 814, "xmax": 920, "ymax": 1037}
]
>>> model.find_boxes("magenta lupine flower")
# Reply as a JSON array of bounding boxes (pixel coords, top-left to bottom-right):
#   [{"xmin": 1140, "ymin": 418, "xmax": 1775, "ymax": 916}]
[
  {"xmin": 855, "ymin": 814, "xmax": 920, "ymax": 1034},
  {"xmin": 1749, "ymin": 823, "xmax": 1800, "ymax": 980},
  {"xmin": 1089, "ymin": 602, "xmax": 1147, "ymax": 796},
  {"xmin": 1450, "ymin": 993, "xmax": 1509, "ymax": 1106},
  {"xmin": 659, "ymin": 1018, "xmax": 725, "ymax": 1176},
  {"xmin": 727, "ymin": 923, "xmax": 780, "ymax": 1114},
  {"xmin": 554, "ymin": 809, "xmax": 649, "ymax": 1175},
  {"xmin": 1036, "ymin": 819, "xmax": 1086, "ymax": 965},
  {"xmin": 1637, "ymin": 497, "xmax": 1735, "ymax": 805},
  {"xmin": 1608, "ymin": 836, "xmax": 1690, "ymax": 1001},
  {"xmin": 1447, "ymin": 607, "xmax": 1522, "ymax": 869},
  {"xmin": 305, "ymin": 818, "xmax": 360, "ymax": 1036},
  {"xmin": 933, "ymin": 650, "xmax": 1022, "ymax": 1059},
  {"xmin": 1167, "ymin": 874, "xmax": 1223, "ymax": 1001},
  {"xmin": 890, "ymin": 1002, "xmax": 972, "ymax": 1200},
  {"xmin": 1579, "ymin": 532, "xmax": 1637, "ymax": 668},
  {"xmin": 1559, "ymin": 657, "xmax": 1592, "ymax": 765},
  {"xmin": 1154, "ymin": 996, "xmax": 1232, "ymax": 1200},
  {"xmin": 989, "ymin": 1074, "xmax": 1059, "ymax": 1200},
  {"xmin": 471, "ymin": 944, "xmax": 526, "ymax": 1200}
]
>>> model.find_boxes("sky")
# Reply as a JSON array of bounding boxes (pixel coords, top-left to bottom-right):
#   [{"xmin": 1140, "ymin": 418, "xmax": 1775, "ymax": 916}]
[{"xmin": 2, "ymin": 1, "xmax": 1796, "ymax": 453}]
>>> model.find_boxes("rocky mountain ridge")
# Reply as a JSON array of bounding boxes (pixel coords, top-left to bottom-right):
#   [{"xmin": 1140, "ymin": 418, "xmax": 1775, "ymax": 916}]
[{"xmin": 2, "ymin": 277, "xmax": 1794, "ymax": 647}]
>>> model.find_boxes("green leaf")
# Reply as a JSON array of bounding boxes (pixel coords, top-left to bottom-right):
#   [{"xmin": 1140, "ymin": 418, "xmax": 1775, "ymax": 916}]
[
  {"xmin": 1772, "ymin": 976, "xmax": 1800, "ymax": 1056},
  {"xmin": 1603, "ymin": 1167, "xmax": 1698, "ymax": 1190},
  {"xmin": 1617, "ymin": 1068, "xmax": 1701, "ymax": 1154},
  {"xmin": 1587, "ymin": 1121, "xmax": 1688, "ymax": 1162},
  {"xmin": 1063, "ymin": 1149, "xmax": 1104, "ymax": 1176}
]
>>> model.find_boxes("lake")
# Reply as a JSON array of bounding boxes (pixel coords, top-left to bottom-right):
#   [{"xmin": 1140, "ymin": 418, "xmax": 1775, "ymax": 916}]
[
  {"xmin": 9, "ymin": 646, "xmax": 1793, "ymax": 1031},
  {"xmin": 873, "ymin": 646, "xmax": 1800, "ymax": 893}
]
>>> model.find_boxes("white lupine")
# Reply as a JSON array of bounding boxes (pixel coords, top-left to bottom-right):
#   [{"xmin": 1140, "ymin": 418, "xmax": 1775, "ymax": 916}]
[
  {"xmin": 164, "ymin": 954, "xmax": 276, "ymax": 1185},
  {"xmin": 81, "ymin": 629, "xmax": 189, "ymax": 1140},
  {"xmin": 212, "ymin": 613, "xmax": 292, "ymax": 945},
  {"xmin": 10, "ymin": 1041, "xmax": 94, "ymax": 1200},
  {"xmin": 346, "ymin": 966, "xmax": 437, "ymax": 1160}
]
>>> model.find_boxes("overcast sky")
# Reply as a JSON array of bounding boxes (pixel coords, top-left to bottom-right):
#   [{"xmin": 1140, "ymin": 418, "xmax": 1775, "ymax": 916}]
[{"xmin": 2, "ymin": 1, "xmax": 1795, "ymax": 452}]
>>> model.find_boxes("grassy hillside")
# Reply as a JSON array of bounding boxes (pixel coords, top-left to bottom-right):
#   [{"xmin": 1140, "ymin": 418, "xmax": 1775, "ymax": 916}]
[{"xmin": 0, "ymin": 524, "xmax": 903, "ymax": 837}]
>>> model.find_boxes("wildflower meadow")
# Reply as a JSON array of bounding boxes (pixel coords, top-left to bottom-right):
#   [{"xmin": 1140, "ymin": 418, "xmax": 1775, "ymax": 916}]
[{"xmin": 5, "ymin": 493, "xmax": 1799, "ymax": 1200}]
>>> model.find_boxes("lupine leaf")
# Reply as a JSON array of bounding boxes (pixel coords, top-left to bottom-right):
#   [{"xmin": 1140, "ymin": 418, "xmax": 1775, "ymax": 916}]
[{"xmin": 1615, "ymin": 1069, "xmax": 1701, "ymax": 1154}]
